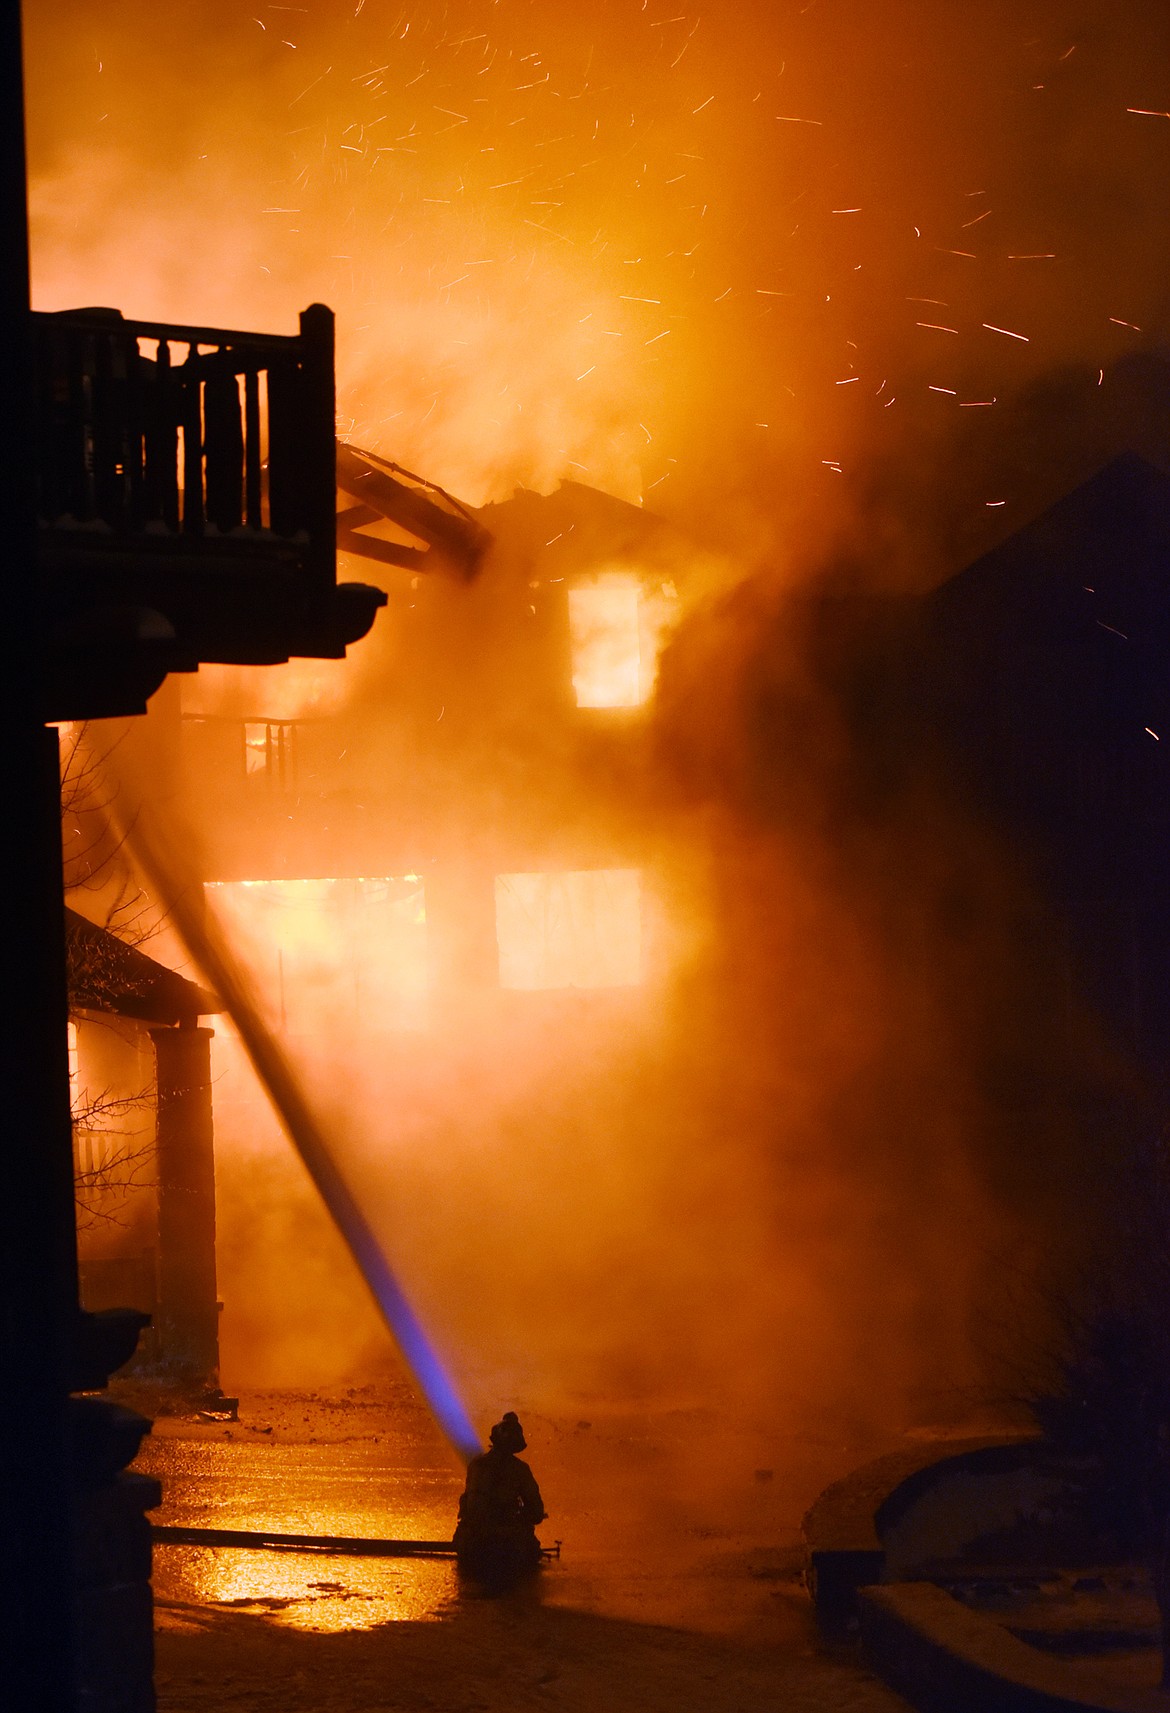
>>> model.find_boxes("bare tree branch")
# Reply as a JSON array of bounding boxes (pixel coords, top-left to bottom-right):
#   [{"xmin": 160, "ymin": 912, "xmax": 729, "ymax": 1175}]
[
  {"xmin": 59, "ymin": 722, "xmax": 163, "ymax": 947},
  {"xmin": 72, "ymin": 1080, "xmax": 156, "ymax": 1230}
]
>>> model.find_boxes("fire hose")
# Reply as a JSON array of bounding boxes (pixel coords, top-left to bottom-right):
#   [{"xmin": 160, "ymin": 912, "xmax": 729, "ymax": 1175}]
[{"xmin": 152, "ymin": 1524, "xmax": 560, "ymax": 1558}]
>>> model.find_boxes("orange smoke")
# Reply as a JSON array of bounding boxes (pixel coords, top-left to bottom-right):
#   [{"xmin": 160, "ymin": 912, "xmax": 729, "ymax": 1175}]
[
  {"xmin": 25, "ymin": 1, "xmax": 1170, "ymax": 551},
  {"xmin": 43, "ymin": 0, "xmax": 1170, "ymax": 1454}
]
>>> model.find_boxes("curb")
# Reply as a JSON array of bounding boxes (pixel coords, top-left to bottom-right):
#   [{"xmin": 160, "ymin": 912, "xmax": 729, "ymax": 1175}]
[
  {"xmin": 859, "ymin": 1582, "xmax": 1166, "ymax": 1713},
  {"xmin": 802, "ymin": 1435, "xmax": 1036, "ymax": 1630},
  {"xmin": 803, "ymin": 1437, "xmax": 1167, "ymax": 1713}
]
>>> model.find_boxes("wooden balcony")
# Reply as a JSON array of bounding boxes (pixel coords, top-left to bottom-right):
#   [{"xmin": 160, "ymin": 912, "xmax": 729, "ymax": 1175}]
[{"xmin": 34, "ymin": 303, "xmax": 385, "ymax": 720}]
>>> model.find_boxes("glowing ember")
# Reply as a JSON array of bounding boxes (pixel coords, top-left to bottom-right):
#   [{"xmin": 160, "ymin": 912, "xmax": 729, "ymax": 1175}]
[{"xmin": 495, "ymin": 869, "xmax": 641, "ymax": 989}]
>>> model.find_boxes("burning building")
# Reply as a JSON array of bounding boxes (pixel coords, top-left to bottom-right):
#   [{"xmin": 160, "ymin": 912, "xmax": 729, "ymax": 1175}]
[
  {"xmin": 180, "ymin": 475, "xmax": 696, "ymax": 962},
  {"xmin": 87, "ymin": 442, "xmax": 1170, "ymax": 1431},
  {"xmin": 14, "ymin": 0, "xmax": 1170, "ymax": 1701},
  {"xmin": 79, "ymin": 471, "xmax": 719, "ymax": 1394}
]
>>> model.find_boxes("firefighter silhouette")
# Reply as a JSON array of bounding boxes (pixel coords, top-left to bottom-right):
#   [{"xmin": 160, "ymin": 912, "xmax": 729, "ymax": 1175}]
[{"xmin": 454, "ymin": 1411, "xmax": 546, "ymax": 1580}]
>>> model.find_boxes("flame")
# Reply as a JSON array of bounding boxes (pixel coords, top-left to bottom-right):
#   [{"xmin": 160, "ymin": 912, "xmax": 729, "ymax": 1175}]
[
  {"xmin": 568, "ymin": 570, "xmax": 681, "ymax": 708},
  {"xmin": 184, "ymin": 658, "xmax": 356, "ymax": 724},
  {"xmin": 207, "ymin": 878, "xmax": 429, "ymax": 1035},
  {"xmin": 210, "ymin": 869, "xmax": 642, "ymax": 1004},
  {"xmin": 568, "ymin": 577, "xmax": 643, "ymax": 708}
]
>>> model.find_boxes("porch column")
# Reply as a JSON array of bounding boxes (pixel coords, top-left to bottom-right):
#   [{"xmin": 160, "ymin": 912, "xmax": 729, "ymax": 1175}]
[{"xmin": 149, "ymin": 1023, "xmax": 219, "ymax": 1386}]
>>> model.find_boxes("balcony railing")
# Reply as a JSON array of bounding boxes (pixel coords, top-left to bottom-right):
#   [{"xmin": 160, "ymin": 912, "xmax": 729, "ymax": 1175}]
[
  {"xmin": 33, "ymin": 303, "xmax": 337, "ymax": 587},
  {"xmin": 32, "ymin": 301, "xmax": 386, "ymax": 720}
]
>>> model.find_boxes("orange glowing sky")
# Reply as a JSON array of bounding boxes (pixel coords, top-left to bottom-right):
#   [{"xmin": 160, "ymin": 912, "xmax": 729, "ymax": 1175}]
[{"xmin": 23, "ymin": 2, "xmax": 1170, "ymax": 539}]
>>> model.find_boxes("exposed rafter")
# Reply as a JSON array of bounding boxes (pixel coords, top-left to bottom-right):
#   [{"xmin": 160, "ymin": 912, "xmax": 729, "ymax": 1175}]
[{"xmin": 336, "ymin": 441, "xmax": 491, "ymax": 580}]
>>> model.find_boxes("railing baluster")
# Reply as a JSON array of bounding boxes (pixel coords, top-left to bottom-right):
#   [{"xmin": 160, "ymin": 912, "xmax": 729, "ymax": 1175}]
[
  {"xmin": 203, "ymin": 355, "xmax": 244, "ymax": 533},
  {"xmin": 244, "ymin": 364, "xmax": 262, "ymax": 529},
  {"xmin": 92, "ymin": 326, "xmax": 121, "ymax": 530},
  {"xmin": 153, "ymin": 339, "xmax": 180, "ymax": 532},
  {"xmin": 266, "ymin": 354, "xmax": 295, "ymax": 536},
  {"xmin": 125, "ymin": 334, "xmax": 146, "ymax": 531},
  {"xmin": 65, "ymin": 330, "xmax": 89, "ymax": 521},
  {"xmin": 299, "ymin": 303, "xmax": 336, "ymax": 589},
  {"xmin": 33, "ymin": 308, "xmax": 342, "ymax": 597},
  {"xmin": 180, "ymin": 346, "xmax": 203, "ymax": 536},
  {"xmin": 141, "ymin": 339, "xmax": 160, "ymax": 525}
]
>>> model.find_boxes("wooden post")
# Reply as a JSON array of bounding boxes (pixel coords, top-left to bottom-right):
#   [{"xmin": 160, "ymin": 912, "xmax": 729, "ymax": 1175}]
[
  {"xmin": 243, "ymin": 363, "xmax": 262, "ymax": 528},
  {"xmin": 1, "ymin": 727, "xmax": 80, "ymax": 1712},
  {"xmin": 180, "ymin": 346, "xmax": 203, "ymax": 536},
  {"xmin": 299, "ymin": 303, "xmax": 337, "ymax": 590},
  {"xmin": 150, "ymin": 1023, "xmax": 220, "ymax": 1386},
  {"xmin": 265, "ymin": 351, "xmax": 296, "ymax": 537},
  {"xmin": 0, "ymin": 1, "xmax": 80, "ymax": 1702},
  {"xmin": 203, "ymin": 362, "xmax": 243, "ymax": 534}
]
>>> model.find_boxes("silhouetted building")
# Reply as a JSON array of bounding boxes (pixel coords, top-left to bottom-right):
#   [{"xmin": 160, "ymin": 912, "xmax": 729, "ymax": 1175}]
[
  {"xmin": 3, "ymin": 19, "xmax": 385, "ymax": 1678},
  {"xmin": 920, "ymin": 453, "xmax": 1170, "ymax": 1075},
  {"xmin": 177, "ymin": 480, "xmax": 697, "ymax": 1024}
]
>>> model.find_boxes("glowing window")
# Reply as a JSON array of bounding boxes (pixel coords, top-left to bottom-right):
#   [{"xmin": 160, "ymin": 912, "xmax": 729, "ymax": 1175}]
[
  {"xmin": 243, "ymin": 721, "xmax": 296, "ymax": 787},
  {"xmin": 568, "ymin": 578, "xmax": 643, "ymax": 707},
  {"xmin": 495, "ymin": 869, "xmax": 641, "ymax": 990},
  {"xmin": 207, "ymin": 876, "xmax": 429, "ymax": 1033}
]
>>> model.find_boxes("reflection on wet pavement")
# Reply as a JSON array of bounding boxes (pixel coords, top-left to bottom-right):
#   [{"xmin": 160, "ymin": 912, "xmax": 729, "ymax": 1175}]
[
  {"xmin": 139, "ymin": 1434, "xmax": 467, "ymax": 1631},
  {"xmin": 155, "ymin": 1545, "xmax": 459, "ymax": 1631},
  {"xmin": 139, "ymin": 1438, "xmax": 461, "ymax": 1539}
]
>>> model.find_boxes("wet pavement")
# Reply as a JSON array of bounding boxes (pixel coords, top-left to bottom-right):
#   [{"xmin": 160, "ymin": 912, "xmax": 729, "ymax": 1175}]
[
  {"xmin": 147, "ymin": 1434, "xmax": 460, "ymax": 1631},
  {"xmin": 133, "ymin": 1384, "xmax": 916, "ymax": 1711}
]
